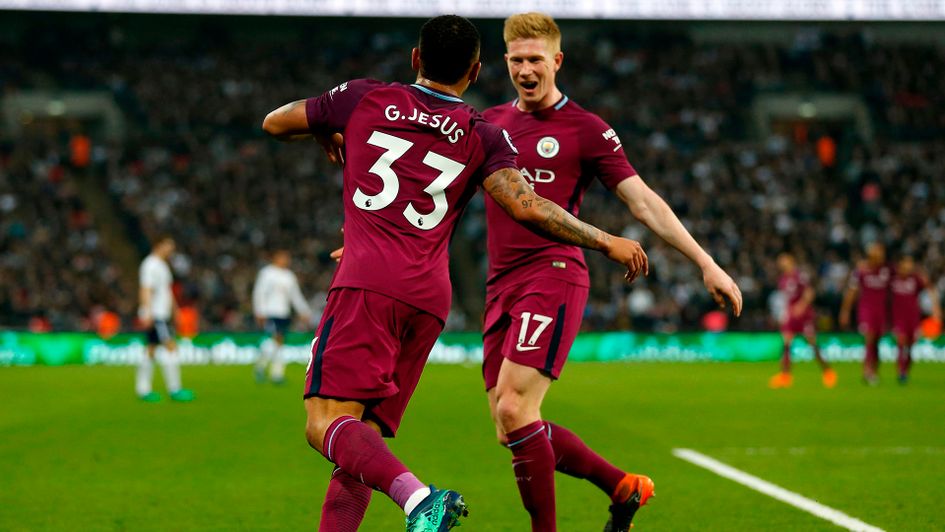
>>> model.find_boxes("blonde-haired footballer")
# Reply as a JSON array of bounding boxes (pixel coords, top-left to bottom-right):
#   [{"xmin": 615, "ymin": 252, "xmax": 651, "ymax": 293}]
[{"xmin": 479, "ymin": 13, "xmax": 742, "ymax": 531}]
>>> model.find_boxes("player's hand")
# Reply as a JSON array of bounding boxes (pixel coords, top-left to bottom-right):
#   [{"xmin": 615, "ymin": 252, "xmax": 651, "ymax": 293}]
[
  {"xmin": 299, "ymin": 314, "xmax": 312, "ymax": 325},
  {"xmin": 604, "ymin": 237, "xmax": 648, "ymax": 284},
  {"xmin": 330, "ymin": 246, "xmax": 344, "ymax": 263},
  {"xmin": 255, "ymin": 315, "xmax": 265, "ymax": 327},
  {"xmin": 839, "ymin": 311, "xmax": 851, "ymax": 329},
  {"xmin": 140, "ymin": 315, "xmax": 154, "ymax": 328},
  {"xmin": 317, "ymin": 133, "xmax": 345, "ymax": 166},
  {"xmin": 703, "ymin": 263, "xmax": 743, "ymax": 317}
]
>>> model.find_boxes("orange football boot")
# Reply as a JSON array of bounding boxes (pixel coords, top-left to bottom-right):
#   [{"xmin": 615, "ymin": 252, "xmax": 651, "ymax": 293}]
[
  {"xmin": 604, "ymin": 473, "xmax": 655, "ymax": 532},
  {"xmin": 768, "ymin": 372, "xmax": 793, "ymax": 389},
  {"xmin": 822, "ymin": 368, "xmax": 838, "ymax": 388}
]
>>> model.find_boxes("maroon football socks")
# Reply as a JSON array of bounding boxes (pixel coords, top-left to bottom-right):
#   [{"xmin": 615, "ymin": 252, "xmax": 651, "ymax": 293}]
[
  {"xmin": 897, "ymin": 343, "xmax": 912, "ymax": 377},
  {"xmin": 506, "ymin": 420, "xmax": 557, "ymax": 531},
  {"xmin": 865, "ymin": 339, "xmax": 880, "ymax": 376},
  {"xmin": 544, "ymin": 421, "xmax": 626, "ymax": 499},
  {"xmin": 321, "ymin": 416, "xmax": 425, "ymax": 512},
  {"xmin": 319, "ymin": 467, "xmax": 372, "ymax": 532}
]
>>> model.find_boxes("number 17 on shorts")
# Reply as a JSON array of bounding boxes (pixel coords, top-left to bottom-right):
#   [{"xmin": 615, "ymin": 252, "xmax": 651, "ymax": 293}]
[
  {"xmin": 485, "ymin": 279, "xmax": 588, "ymax": 384},
  {"xmin": 516, "ymin": 312, "xmax": 553, "ymax": 352}
]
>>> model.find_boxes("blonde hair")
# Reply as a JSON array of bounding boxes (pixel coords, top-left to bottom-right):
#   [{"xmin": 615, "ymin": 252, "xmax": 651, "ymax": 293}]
[{"xmin": 503, "ymin": 12, "xmax": 561, "ymax": 53}]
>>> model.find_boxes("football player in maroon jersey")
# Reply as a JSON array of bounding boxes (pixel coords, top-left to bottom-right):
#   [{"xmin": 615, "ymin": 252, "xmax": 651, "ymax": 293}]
[
  {"xmin": 263, "ymin": 15, "xmax": 649, "ymax": 532},
  {"xmin": 479, "ymin": 13, "xmax": 742, "ymax": 532}
]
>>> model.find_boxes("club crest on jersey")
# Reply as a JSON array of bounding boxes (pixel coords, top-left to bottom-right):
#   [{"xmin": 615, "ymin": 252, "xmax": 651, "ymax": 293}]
[{"xmin": 536, "ymin": 136, "xmax": 559, "ymax": 158}]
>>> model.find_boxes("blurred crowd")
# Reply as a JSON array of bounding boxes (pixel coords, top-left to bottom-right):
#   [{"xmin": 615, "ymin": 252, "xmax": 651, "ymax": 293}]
[
  {"xmin": 0, "ymin": 125, "xmax": 129, "ymax": 329},
  {"xmin": 1, "ymin": 17, "xmax": 943, "ymax": 331}
]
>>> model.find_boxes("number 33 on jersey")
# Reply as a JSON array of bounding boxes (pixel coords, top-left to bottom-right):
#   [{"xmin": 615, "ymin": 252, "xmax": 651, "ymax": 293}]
[
  {"xmin": 304, "ymin": 78, "xmax": 518, "ymax": 322},
  {"xmin": 357, "ymin": 130, "xmax": 465, "ymax": 230}
]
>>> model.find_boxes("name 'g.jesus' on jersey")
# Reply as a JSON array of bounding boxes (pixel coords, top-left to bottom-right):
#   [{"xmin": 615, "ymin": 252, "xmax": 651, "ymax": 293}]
[{"xmin": 306, "ymin": 79, "xmax": 518, "ymax": 321}]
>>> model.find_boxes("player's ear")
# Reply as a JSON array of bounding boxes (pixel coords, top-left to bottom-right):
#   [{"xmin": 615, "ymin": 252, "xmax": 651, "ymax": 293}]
[
  {"xmin": 469, "ymin": 61, "xmax": 482, "ymax": 84},
  {"xmin": 554, "ymin": 51, "xmax": 564, "ymax": 72},
  {"xmin": 411, "ymin": 47, "xmax": 421, "ymax": 73}
]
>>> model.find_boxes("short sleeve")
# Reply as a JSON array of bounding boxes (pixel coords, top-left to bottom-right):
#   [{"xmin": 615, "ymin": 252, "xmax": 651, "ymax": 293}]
[
  {"xmin": 140, "ymin": 261, "xmax": 155, "ymax": 288},
  {"xmin": 581, "ymin": 115, "xmax": 637, "ymax": 189},
  {"xmin": 474, "ymin": 121, "xmax": 519, "ymax": 180},
  {"xmin": 305, "ymin": 78, "xmax": 385, "ymax": 135}
]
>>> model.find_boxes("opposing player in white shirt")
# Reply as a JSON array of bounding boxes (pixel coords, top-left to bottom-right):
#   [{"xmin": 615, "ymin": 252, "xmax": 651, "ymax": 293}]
[
  {"xmin": 252, "ymin": 249, "xmax": 312, "ymax": 384},
  {"xmin": 137, "ymin": 235, "xmax": 195, "ymax": 402}
]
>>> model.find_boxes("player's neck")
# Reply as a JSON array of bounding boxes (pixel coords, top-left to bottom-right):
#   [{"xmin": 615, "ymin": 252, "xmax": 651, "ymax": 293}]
[
  {"xmin": 516, "ymin": 86, "xmax": 564, "ymax": 113},
  {"xmin": 414, "ymin": 77, "xmax": 464, "ymax": 99}
]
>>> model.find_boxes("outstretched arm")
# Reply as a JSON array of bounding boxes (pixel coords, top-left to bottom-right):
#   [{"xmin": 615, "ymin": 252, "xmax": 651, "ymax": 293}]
[
  {"xmin": 483, "ymin": 167, "xmax": 648, "ymax": 283},
  {"xmin": 262, "ymin": 100, "xmax": 345, "ymax": 163},
  {"xmin": 262, "ymin": 100, "xmax": 310, "ymax": 140},
  {"xmin": 615, "ymin": 175, "xmax": 742, "ymax": 315}
]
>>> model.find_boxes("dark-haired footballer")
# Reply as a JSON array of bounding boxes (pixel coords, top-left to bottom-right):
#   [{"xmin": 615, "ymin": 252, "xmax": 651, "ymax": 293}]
[
  {"xmin": 263, "ymin": 14, "xmax": 649, "ymax": 532},
  {"xmin": 890, "ymin": 253, "xmax": 940, "ymax": 384},
  {"xmin": 769, "ymin": 252, "xmax": 836, "ymax": 389},
  {"xmin": 136, "ymin": 234, "xmax": 194, "ymax": 402},
  {"xmin": 841, "ymin": 242, "xmax": 891, "ymax": 385}
]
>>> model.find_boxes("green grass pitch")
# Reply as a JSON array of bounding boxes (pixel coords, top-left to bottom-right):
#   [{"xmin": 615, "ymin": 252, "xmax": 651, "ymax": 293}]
[{"xmin": 2, "ymin": 361, "xmax": 944, "ymax": 530}]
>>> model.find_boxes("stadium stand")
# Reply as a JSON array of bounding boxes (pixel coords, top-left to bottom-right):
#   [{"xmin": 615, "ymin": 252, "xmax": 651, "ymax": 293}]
[{"xmin": 1, "ymin": 15, "xmax": 942, "ymax": 331}]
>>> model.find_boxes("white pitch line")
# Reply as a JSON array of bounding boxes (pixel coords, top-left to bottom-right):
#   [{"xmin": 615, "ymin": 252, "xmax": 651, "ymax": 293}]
[{"xmin": 672, "ymin": 448, "xmax": 885, "ymax": 532}]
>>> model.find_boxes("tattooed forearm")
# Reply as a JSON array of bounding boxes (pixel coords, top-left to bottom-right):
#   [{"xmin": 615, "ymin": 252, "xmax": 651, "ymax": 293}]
[
  {"xmin": 278, "ymin": 100, "xmax": 305, "ymax": 116},
  {"xmin": 263, "ymin": 99, "xmax": 311, "ymax": 140},
  {"xmin": 533, "ymin": 198, "xmax": 612, "ymax": 251},
  {"xmin": 483, "ymin": 168, "xmax": 611, "ymax": 252}
]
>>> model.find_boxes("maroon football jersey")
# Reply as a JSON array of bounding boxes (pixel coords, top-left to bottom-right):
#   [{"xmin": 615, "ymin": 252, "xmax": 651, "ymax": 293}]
[
  {"xmin": 891, "ymin": 272, "xmax": 924, "ymax": 321},
  {"xmin": 851, "ymin": 263, "xmax": 892, "ymax": 315},
  {"xmin": 482, "ymin": 97, "xmax": 636, "ymax": 292},
  {"xmin": 779, "ymin": 270, "xmax": 810, "ymax": 306},
  {"xmin": 306, "ymin": 79, "xmax": 517, "ymax": 320}
]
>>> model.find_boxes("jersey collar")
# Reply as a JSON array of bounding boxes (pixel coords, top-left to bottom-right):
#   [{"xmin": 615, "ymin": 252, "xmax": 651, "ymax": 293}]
[
  {"xmin": 512, "ymin": 94, "xmax": 570, "ymax": 113},
  {"xmin": 410, "ymin": 84, "xmax": 464, "ymax": 103}
]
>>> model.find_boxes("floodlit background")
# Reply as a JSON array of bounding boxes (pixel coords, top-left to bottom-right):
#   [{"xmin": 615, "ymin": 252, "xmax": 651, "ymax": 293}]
[{"xmin": 1, "ymin": 2, "xmax": 944, "ymax": 530}]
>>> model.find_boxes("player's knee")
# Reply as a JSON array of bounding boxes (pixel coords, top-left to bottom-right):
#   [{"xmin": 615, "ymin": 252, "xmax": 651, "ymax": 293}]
[{"xmin": 495, "ymin": 392, "xmax": 528, "ymax": 432}]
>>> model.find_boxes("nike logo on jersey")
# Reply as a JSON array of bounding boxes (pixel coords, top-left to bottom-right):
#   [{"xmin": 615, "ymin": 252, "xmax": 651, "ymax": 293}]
[
  {"xmin": 515, "ymin": 343, "xmax": 541, "ymax": 352},
  {"xmin": 602, "ymin": 128, "xmax": 623, "ymax": 151}
]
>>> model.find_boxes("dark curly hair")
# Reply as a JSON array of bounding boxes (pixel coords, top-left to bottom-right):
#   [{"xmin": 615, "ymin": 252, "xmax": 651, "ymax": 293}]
[{"xmin": 418, "ymin": 15, "xmax": 481, "ymax": 85}]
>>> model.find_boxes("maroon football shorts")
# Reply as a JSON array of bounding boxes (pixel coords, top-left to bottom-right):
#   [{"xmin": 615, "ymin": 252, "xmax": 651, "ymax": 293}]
[
  {"xmin": 482, "ymin": 277, "xmax": 588, "ymax": 390},
  {"xmin": 303, "ymin": 288, "xmax": 443, "ymax": 437},
  {"xmin": 781, "ymin": 310, "xmax": 815, "ymax": 336},
  {"xmin": 892, "ymin": 314, "xmax": 920, "ymax": 342},
  {"xmin": 857, "ymin": 306, "xmax": 888, "ymax": 336}
]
